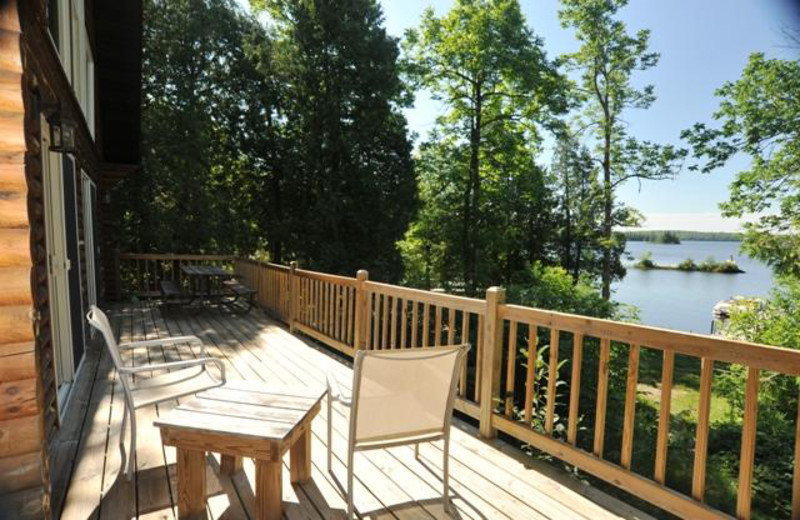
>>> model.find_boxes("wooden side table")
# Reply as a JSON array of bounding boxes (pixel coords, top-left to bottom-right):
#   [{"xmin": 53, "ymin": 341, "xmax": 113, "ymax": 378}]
[{"xmin": 154, "ymin": 381, "xmax": 326, "ymax": 520}]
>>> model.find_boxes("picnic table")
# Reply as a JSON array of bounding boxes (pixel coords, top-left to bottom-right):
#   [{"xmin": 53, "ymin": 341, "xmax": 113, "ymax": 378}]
[
  {"xmin": 154, "ymin": 381, "xmax": 326, "ymax": 520},
  {"xmin": 181, "ymin": 264, "xmax": 232, "ymax": 302}
]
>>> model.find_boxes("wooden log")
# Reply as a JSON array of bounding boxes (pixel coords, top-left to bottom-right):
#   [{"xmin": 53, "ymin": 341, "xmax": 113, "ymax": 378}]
[
  {"xmin": 0, "ymin": 228, "xmax": 30, "ymax": 268},
  {"xmin": 0, "ymin": 305, "xmax": 33, "ymax": 344},
  {"xmin": 620, "ymin": 344, "xmax": 640, "ymax": 469},
  {"xmin": 0, "ymin": 378, "xmax": 37, "ymax": 421},
  {"xmin": 0, "ymin": 451, "xmax": 42, "ymax": 494},
  {"xmin": 0, "ymin": 415, "xmax": 40, "ymax": 458},
  {"xmin": 0, "ymin": 350, "xmax": 34, "ymax": 381}
]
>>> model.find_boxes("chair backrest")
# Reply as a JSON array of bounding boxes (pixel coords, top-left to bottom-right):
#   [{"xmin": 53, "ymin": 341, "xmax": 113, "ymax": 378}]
[
  {"xmin": 350, "ymin": 345, "xmax": 469, "ymax": 446},
  {"xmin": 86, "ymin": 305, "xmax": 124, "ymax": 370}
]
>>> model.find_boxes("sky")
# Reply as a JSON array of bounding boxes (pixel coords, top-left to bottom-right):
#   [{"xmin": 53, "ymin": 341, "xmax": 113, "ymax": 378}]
[
  {"xmin": 379, "ymin": 0, "xmax": 799, "ymax": 232},
  {"xmin": 239, "ymin": 0, "xmax": 799, "ymax": 232}
]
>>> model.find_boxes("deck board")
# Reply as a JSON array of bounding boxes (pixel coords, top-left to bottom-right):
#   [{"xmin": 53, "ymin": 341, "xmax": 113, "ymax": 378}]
[{"xmin": 60, "ymin": 302, "xmax": 654, "ymax": 520}]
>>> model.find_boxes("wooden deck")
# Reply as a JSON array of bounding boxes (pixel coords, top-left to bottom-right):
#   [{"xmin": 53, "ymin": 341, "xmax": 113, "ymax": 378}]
[{"xmin": 57, "ymin": 302, "xmax": 654, "ymax": 520}]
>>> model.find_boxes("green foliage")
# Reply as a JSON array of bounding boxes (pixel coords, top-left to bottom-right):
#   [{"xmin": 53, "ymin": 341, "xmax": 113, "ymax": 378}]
[
  {"xmin": 253, "ymin": 0, "xmax": 417, "ymax": 280},
  {"xmin": 677, "ymin": 257, "xmax": 696, "ymax": 270},
  {"xmin": 634, "ymin": 251, "xmax": 654, "ymax": 269},
  {"xmin": 558, "ymin": 0, "xmax": 686, "ymax": 298},
  {"xmin": 115, "ymin": 0, "xmax": 273, "ymax": 254},
  {"xmin": 402, "ymin": 0, "xmax": 565, "ymax": 293},
  {"xmin": 507, "ymin": 263, "xmax": 615, "ymax": 318},
  {"xmin": 683, "ymin": 53, "xmax": 800, "ymax": 277}
]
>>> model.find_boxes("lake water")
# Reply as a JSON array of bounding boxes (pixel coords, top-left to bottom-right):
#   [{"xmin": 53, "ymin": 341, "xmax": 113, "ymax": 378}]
[{"xmin": 614, "ymin": 241, "xmax": 774, "ymax": 334}]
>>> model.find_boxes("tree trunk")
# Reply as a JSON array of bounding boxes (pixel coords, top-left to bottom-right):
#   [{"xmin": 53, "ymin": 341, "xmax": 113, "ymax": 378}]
[
  {"xmin": 601, "ymin": 125, "xmax": 612, "ymax": 300},
  {"xmin": 465, "ymin": 85, "xmax": 482, "ymax": 295}
]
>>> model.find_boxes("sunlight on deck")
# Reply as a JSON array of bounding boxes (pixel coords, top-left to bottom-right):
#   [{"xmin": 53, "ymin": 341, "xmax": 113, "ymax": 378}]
[{"xmin": 58, "ymin": 303, "xmax": 651, "ymax": 520}]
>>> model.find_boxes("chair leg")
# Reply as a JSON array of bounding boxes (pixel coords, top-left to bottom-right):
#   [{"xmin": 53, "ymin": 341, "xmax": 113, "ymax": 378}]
[
  {"xmin": 127, "ymin": 408, "xmax": 137, "ymax": 481},
  {"xmin": 347, "ymin": 447, "xmax": 354, "ymax": 519},
  {"xmin": 443, "ymin": 436, "xmax": 451, "ymax": 513},
  {"xmin": 327, "ymin": 393, "xmax": 333, "ymax": 471}
]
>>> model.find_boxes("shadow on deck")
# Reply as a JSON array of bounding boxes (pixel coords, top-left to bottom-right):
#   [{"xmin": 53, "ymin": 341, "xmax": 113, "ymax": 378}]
[{"xmin": 55, "ymin": 302, "xmax": 653, "ymax": 519}]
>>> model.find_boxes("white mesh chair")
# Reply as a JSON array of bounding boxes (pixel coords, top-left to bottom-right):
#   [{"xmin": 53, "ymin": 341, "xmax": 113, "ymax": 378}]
[
  {"xmin": 87, "ymin": 305, "xmax": 226, "ymax": 480},
  {"xmin": 327, "ymin": 345, "xmax": 469, "ymax": 518}
]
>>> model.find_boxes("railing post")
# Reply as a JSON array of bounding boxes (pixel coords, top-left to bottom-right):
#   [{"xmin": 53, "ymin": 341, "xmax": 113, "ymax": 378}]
[
  {"xmin": 480, "ymin": 286, "xmax": 506, "ymax": 439},
  {"xmin": 353, "ymin": 269, "xmax": 369, "ymax": 351},
  {"xmin": 288, "ymin": 261, "xmax": 297, "ymax": 332}
]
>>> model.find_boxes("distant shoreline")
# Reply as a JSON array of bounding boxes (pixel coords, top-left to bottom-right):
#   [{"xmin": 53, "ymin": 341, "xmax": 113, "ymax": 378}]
[{"xmin": 622, "ymin": 230, "xmax": 743, "ymax": 242}]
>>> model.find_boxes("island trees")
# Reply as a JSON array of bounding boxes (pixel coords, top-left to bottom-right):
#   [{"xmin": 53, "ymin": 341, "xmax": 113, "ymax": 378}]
[
  {"xmin": 683, "ymin": 53, "xmax": 800, "ymax": 278},
  {"xmin": 403, "ymin": 0, "xmax": 565, "ymax": 294},
  {"xmin": 558, "ymin": 0, "xmax": 685, "ymax": 299}
]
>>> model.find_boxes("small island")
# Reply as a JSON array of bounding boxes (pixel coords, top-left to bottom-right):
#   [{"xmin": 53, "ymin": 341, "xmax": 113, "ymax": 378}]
[{"xmin": 634, "ymin": 252, "xmax": 745, "ymax": 273}]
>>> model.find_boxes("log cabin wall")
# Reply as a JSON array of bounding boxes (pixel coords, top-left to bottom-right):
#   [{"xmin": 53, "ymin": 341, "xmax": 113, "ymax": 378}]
[{"xmin": 0, "ymin": 0, "xmax": 141, "ymax": 517}]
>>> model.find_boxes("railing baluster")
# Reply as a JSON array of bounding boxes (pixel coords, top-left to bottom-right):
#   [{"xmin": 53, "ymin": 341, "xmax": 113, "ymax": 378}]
[
  {"xmin": 381, "ymin": 294, "xmax": 389, "ymax": 349},
  {"xmin": 435, "ymin": 305, "xmax": 443, "ymax": 346},
  {"xmin": 411, "ymin": 300, "xmax": 419, "ymax": 348},
  {"xmin": 423, "ymin": 303, "xmax": 430, "ymax": 347},
  {"xmin": 621, "ymin": 344, "xmax": 641, "ymax": 469},
  {"xmin": 655, "ymin": 350, "xmax": 675, "ymax": 484},
  {"xmin": 736, "ymin": 367, "xmax": 760, "ymax": 519},
  {"xmin": 545, "ymin": 328, "xmax": 560, "ymax": 435},
  {"xmin": 400, "ymin": 298, "xmax": 408, "ymax": 349},
  {"xmin": 594, "ymin": 337, "xmax": 611, "ymax": 457},
  {"xmin": 505, "ymin": 320, "xmax": 518, "ymax": 418},
  {"xmin": 448, "ymin": 307, "xmax": 456, "ymax": 345},
  {"xmin": 567, "ymin": 333, "xmax": 583, "ymax": 445},
  {"xmin": 476, "ymin": 314, "xmax": 484, "ymax": 402},
  {"xmin": 390, "ymin": 295, "xmax": 398, "ymax": 348},
  {"xmin": 460, "ymin": 312, "xmax": 470, "ymax": 397},
  {"xmin": 524, "ymin": 324, "xmax": 538, "ymax": 425},
  {"xmin": 692, "ymin": 357, "xmax": 714, "ymax": 500}
]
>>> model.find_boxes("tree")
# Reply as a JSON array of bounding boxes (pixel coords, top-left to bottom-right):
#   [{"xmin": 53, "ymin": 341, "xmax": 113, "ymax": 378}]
[
  {"xmin": 683, "ymin": 53, "xmax": 800, "ymax": 277},
  {"xmin": 251, "ymin": 0, "xmax": 417, "ymax": 281},
  {"xmin": 116, "ymin": 0, "xmax": 275, "ymax": 254},
  {"xmin": 558, "ymin": 0, "xmax": 685, "ymax": 299},
  {"xmin": 404, "ymin": 0, "xmax": 565, "ymax": 294},
  {"xmin": 550, "ymin": 135, "xmax": 606, "ymax": 281}
]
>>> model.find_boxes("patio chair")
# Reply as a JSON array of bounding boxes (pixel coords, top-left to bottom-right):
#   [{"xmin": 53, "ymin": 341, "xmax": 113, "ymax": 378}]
[
  {"xmin": 326, "ymin": 344, "xmax": 469, "ymax": 518},
  {"xmin": 86, "ymin": 305, "xmax": 226, "ymax": 480}
]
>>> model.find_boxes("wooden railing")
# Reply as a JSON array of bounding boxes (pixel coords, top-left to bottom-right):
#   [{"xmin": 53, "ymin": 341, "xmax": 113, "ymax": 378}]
[
  {"xmin": 118, "ymin": 255, "xmax": 800, "ymax": 519},
  {"xmin": 116, "ymin": 253, "xmax": 236, "ymax": 297}
]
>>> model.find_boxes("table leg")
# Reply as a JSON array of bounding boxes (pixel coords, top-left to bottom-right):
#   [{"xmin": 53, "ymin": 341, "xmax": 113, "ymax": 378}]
[
  {"xmin": 290, "ymin": 426, "xmax": 312, "ymax": 484},
  {"xmin": 177, "ymin": 448, "xmax": 207, "ymax": 520},
  {"xmin": 220, "ymin": 454, "xmax": 242, "ymax": 476},
  {"xmin": 255, "ymin": 459, "xmax": 282, "ymax": 520}
]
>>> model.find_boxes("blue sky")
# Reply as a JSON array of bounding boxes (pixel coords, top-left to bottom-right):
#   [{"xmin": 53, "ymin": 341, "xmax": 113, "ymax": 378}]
[
  {"xmin": 379, "ymin": 0, "xmax": 799, "ymax": 231},
  {"xmin": 240, "ymin": 0, "xmax": 798, "ymax": 231}
]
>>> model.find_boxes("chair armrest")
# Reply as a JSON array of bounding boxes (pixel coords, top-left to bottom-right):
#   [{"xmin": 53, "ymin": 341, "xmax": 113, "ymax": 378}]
[
  {"xmin": 326, "ymin": 373, "xmax": 352, "ymax": 406},
  {"xmin": 121, "ymin": 357, "xmax": 225, "ymax": 382},
  {"xmin": 118, "ymin": 335, "xmax": 206, "ymax": 356}
]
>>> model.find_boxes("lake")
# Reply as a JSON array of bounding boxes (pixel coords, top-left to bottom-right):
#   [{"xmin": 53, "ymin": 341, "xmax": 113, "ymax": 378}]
[{"xmin": 614, "ymin": 241, "xmax": 774, "ymax": 334}]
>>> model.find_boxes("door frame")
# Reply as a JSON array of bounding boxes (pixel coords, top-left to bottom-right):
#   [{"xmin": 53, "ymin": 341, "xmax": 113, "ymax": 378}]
[{"xmin": 41, "ymin": 114, "xmax": 75, "ymax": 409}]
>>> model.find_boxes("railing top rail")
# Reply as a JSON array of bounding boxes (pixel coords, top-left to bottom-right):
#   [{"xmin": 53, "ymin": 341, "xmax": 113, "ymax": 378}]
[
  {"xmin": 294, "ymin": 268, "xmax": 357, "ymax": 286},
  {"xmin": 237, "ymin": 258, "xmax": 291, "ymax": 272},
  {"xmin": 119, "ymin": 253, "xmax": 236, "ymax": 261},
  {"xmin": 501, "ymin": 303, "xmax": 800, "ymax": 375},
  {"xmin": 364, "ymin": 280, "xmax": 486, "ymax": 315}
]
